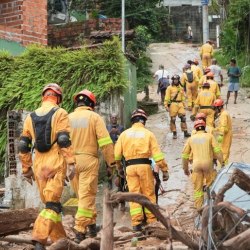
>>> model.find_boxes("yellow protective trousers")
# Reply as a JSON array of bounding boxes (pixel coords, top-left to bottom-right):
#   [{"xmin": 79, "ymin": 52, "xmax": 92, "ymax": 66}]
[
  {"xmin": 169, "ymin": 102, "xmax": 187, "ymax": 132},
  {"xmin": 126, "ymin": 164, "xmax": 156, "ymax": 226},
  {"xmin": 202, "ymin": 54, "xmax": 212, "ymax": 69},
  {"xmin": 220, "ymin": 132, "xmax": 232, "ymax": 164},
  {"xmin": 71, "ymin": 154, "xmax": 99, "ymax": 233},
  {"xmin": 191, "ymin": 166, "xmax": 217, "ymax": 209},
  {"xmin": 199, "ymin": 108, "xmax": 215, "ymax": 127},
  {"xmin": 32, "ymin": 161, "xmax": 67, "ymax": 244},
  {"xmin": 186, "ymin": 82, "xmax": 198, "ymax": 107}
]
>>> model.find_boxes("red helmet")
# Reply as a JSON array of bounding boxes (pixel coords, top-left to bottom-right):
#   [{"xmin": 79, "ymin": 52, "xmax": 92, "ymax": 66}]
[
  {"xmin": 195, "ymin": 113, "xmax": 207, "ymax": 120},
  {"xmin": 206, "ymin": 72, "xmax": 214, "ymax": 78},
  {"xmin": 202, "ymin": 82, "xmax": 210, "ymax": 88},
  {"xmin": 213, "ymin": 99, "xmax": 224, "ymax": 107},
  {"xmin": 204, "ymin": 68, "xmax": 211, "ymax": 74},
  {"xmin": 74, "ymin": 89, "xmax": 96, "ymax": 105},
  {"xmin": 194, "ymin": 119, "xmax": 206, "ymax": 129},
  {"xmin": 131, "ymin": 109, "xmax": 147, "ymax": 121},
  {"xmin": 42, "ymin": 83, "xmax": 63, "ymax": 103}
]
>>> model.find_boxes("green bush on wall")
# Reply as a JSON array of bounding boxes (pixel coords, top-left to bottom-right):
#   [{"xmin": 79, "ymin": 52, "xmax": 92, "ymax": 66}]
[{"xmin": 0, "ymin": 38, "xmax": 127, "ymax": 178}]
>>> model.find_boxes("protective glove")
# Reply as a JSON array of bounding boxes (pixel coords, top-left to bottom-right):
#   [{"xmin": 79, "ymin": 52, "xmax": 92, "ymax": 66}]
[
  {"xmin": 165, "ymin": 106, "xmax": 169, "ymax": 112},
  {"xmin": 162, "ymin": 171, "xmax": 169, "ymax": 181},
  {"xmin": 217, "ymin": 135, "xmax": 224, "ymax": 143},
  {"xmin": 67, "ymin": 164, "xmax": 76, "ymax": 180},
  {"xmin": 190, "ymin": 114, "xmax": 195, "ymax": 122},
  {"xmin": 22, "ymin": 168, "xmax": 35, "ymax": 185}
]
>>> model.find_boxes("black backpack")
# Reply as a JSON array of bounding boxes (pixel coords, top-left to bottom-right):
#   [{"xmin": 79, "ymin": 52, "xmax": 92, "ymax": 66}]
[
  {"xmin": 186, "ymin": 71, "xmax": 194, "ymax": 83},
  {"xmin": 30, "ymin": 107, "xmax": 59, "ymax": 153}
]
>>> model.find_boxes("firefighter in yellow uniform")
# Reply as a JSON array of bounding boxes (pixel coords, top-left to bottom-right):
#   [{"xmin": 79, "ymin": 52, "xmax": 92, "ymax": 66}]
[
  {"xmin": 206, "ymin": 72, "xmax": 221, "ymax": 99},
  {"xmin": 18, "ymin": 83, "xmax": 76, "ymax": 250},
  {"xmin": 213, "ymin": 99, "xmax": 232, "ymax": 165},
  {"xmin": 191, "ymin": 82, "xmax": 216, "ymax": 127},
  {"xmin": 115, "ymin": 109, "xmax": 169, "ymax": 232},
  {"xmin": 182, "ymin": 119, "xmax": 224, "ymax": 210},
  {"xmin": 200, "ymin": 40, "xmax": 214, "ymax": 69},
  {"xmin": 181, "ymin": 64, "xmax": 199, "ymax": 110},
  {"xmin": 191, "ymin": 59, "xmax": 203, "ymax": 80},
  {"xmin": 164, "ymin": 74, "xmax": 190, "ymax": 139},
  {"xmin": 69, "ymin": 89, "xmax": 115, "ymax": 243},
  {"xmin": 199, "ymin": 68, "xmax": 211, "ymax": 89}
]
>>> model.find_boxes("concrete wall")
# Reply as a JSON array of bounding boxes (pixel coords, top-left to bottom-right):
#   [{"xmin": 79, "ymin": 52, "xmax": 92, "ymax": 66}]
[{"xmin": 163, "ymin": 0, "xmax": 209, "ymax": 6}]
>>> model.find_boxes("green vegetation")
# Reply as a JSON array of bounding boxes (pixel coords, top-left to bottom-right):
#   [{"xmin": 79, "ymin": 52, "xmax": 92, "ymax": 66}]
[
  {"xmin": 0, "ymin": 38, "xmax": 126, "ymax": 177},
  {"xmin": 213, "ymin": 0, "xmax": 250, "ymax": 86}
]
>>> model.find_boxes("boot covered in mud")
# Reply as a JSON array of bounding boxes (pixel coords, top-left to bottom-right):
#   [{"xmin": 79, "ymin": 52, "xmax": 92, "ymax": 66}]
[
  {"xmin": 34, "ymin": 242, "xmax": 46, "ymax": 250},
  {"xmin": 74, "ymin": 231, "xmax": 86, "ymax": 244},
  {"xmin": 184, "ymin": 131, "xmax": 191, "ymax": 138},
  {"xmin": 132, "ymin": 223, "xmax": 143, "ymax": 232},
  {"xmin": 173, "ymin": 131, "xmax": 177, "ymax": 139},
  {"xmin": 87, "ymin": 224, "xmax": 101, "ymax": 238}
]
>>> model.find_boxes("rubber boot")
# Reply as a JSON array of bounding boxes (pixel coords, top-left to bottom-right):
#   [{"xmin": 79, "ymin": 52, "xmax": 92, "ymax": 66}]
[
  {"xmin": 173, "ymin": 131, "xmax": 177, "ymax": 139},
  {"xmin": 74, "ymin": 231, "xmax": 86, "ymax": 244},
  {"xmin": 34, "ymin": 242, "xmax": 46, "ymax": 250},
  {"xmin": 132, "ymin": 223, "xmax": 143, "ymax": 232},
  {"xmin": 184, "ymin": 131, "xmax": 191, "ymax": 138},
  {"xmin": 87, "ymin": 224, "xmax": 101, "ymax": 238}
]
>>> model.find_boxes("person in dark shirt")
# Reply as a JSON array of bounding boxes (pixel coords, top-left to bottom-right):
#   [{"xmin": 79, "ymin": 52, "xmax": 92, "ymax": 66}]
[
  {"xmin": 226, "ymin": 58, "xmax": 241, "ymax": 104},
  {"xmin": 106, "ymin": 113, "xmax": 124, "ymax": 143}
]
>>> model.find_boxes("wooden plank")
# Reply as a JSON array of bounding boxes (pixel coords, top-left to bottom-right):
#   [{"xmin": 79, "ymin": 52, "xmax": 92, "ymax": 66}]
[{"xmin": 0, "ymin": 208, "xmax": 38, "ymax": 235}]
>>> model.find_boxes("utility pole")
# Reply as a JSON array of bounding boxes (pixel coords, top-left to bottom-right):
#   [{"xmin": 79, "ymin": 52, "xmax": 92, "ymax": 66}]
[
  {"xmin": 201, "ymin": 0, "xmax": 209, "ymax": 43},
  {"xmin": 121, "ymin": 0, "xmax": 125, "ymax": 53}
]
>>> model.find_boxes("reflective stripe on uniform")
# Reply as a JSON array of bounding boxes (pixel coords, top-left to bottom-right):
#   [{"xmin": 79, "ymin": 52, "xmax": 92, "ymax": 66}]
[
  {"xmin": 194, "ymin": 191, "xmax": 204, "ymax": 199},
  {"xmin": 153, "ymin": 152, "xmax": 164, "ymax": 162},
  {"xmin": 130, "ymin": 207, "xmax": 143, "ymax": 216},
  {"xmin": 182, "ymin": 153, "xmax": 190, "ymax": 159},
  {"xmin": 76, "ymin": 208, "xmax": 93, "ymax": 218},
  {"xmin": 98, "ymin": 136, "xmax": 113, "ymax": 147},
  {"xmin": 213, "ymin": 146, "xmax": 221, "ymax": 153},
  {"xmin": 115, "ymin": 155, "xmax": 122, "ymax": 161},
  {"xmin": 144, "ymin": 208, "xmax": 152, "ymax": 214},
  {"xmin": 40, "ymin": 209, "xmax": 62, "ymax": 223}
]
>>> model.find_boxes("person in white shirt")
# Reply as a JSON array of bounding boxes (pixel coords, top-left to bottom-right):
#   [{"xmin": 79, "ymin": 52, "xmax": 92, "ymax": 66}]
[
  {"xmin": 208, "ymin": 59, "xmax": 223, "ymax": 87},
  {"xmin": 154, "ymin": 65, "xmax": 170, "ymax": 103}
]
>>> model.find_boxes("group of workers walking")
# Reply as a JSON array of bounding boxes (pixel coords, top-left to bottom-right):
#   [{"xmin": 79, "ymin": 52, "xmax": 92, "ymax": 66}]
[
  {"xmin": 18, "ymin": 83, "xmax": 169, "ymax": 249},
  {"xmin": 17, "ymin": 40, "xmax": 238, "ymax": 249},
  {"xmin": 156, "ymin": 40, "xmax": 234, "ymax": 211}
]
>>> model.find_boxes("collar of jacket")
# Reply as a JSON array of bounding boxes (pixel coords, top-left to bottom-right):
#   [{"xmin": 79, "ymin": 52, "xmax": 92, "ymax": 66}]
[
  {"xmin": 132, "ymin": 122, "xmax": 145, "ymax": 128},
  {"xmin": 75, "ymin": 106, "xmax": 93, "ymax": 112},
  {"xmin": 42, "ymin": 100, "xmax": 59, "ymax": 107}
]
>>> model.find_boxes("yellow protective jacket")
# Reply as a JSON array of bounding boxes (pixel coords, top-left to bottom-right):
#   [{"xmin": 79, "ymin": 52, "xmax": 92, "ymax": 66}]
[
  {"xmin": 69, "ymin": 106, "xmax": 115, "ymax": 166},
  {"xmin": 191, "ymin": 65, "xmax": 203, "ymax": 80},
  {"xmin": 207, "ymin": 79, "xmax": 221, "ymax": 98},
  {"xmin": 115, "ymin": 123, "xmax": 168, "ymax": 172},
  {"xmin": 164, "ymin": 85, "xmax": 185, "ymax": 107},
  {"xmin": 194, "ymin": 89, "xmax": 216, "ymax": 109},
  {"xmin": 200, "ymin": 43, "xmax": 213, "ymax": 57},
  {"xmin": 199, "ymin": 75, "xmax": 207, "ymax": 88},
  {"xmin": 214, "ymin": 110, "xmax": 232, "ymax": 137},
  {"xmin": 182, "ymin": 131, "xmax": 223, "ymax": 171},
  {"xmin": 19, "ymin": 100, "xmax": 75, "ymax": 174}
]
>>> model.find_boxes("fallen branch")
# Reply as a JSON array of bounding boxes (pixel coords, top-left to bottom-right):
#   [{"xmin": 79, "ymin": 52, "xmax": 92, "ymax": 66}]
[
  {"xmin": 222, "ymin": 228, "xmax": 250, "ymax": 250},
  {"xmin": 0, "ymin": 235, "xmax": 34, "ymax": 245},
  {"xmin": 48, "ymin": 238, "xmax": 100, "ymax": 250},
  {"xmin": 110, "ymin": 192, "xmax": 199, "ymax": 250},
  {"xmin": 215, "ymin": 168, "xmax": 250, "ymax": 204}
]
